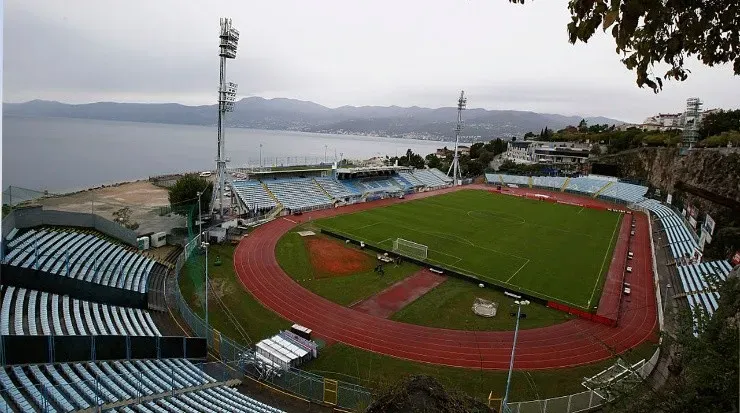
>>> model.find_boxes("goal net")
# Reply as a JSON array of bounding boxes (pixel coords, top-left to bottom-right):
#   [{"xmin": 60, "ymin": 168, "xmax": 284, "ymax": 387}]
[
  {"xmin": 392, "ymin": 238, "xmax": 428, "ymax": 260},
  {"xmin": 472, "ymin": 298, "xmax": 498, "ymax": 318}
]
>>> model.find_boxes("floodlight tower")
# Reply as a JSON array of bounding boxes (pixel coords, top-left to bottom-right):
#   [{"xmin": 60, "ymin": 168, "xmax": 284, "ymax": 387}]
[
  {"xmin": 212, "ymin": 18, "xmax": 240, "ymax": 219},
  {"xmin": 447, "ymin": 91, "xmax": 466, "ymax": 185}
]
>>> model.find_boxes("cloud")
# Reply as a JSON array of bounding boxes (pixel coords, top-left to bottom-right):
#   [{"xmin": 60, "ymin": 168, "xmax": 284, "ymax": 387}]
[{"xmin": 4, "ymin": 0, "xmax": 739, "ymax": 123}]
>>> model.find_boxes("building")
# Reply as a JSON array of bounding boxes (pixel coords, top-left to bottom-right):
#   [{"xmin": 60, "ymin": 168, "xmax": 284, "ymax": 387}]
[
  {"xmin": 503, "ymin": 141, "xmax": 591, "ymax": 164},
  {"xmin": 641, "ymin": 113, "xmax": 682, "ymax": 131},
  {"xmin": 435, "ymin": 145, "xmax": 470, "ymax": 157}
]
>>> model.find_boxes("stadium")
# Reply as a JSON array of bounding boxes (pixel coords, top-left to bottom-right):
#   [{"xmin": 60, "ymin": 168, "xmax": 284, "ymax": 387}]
[
  {"xmin": 1, "ymin": 14, "xmax": 737, "ymax": 413},
  {"xmin": 4, "ymin": 160, "xmax": 717, "ymax": 412}
]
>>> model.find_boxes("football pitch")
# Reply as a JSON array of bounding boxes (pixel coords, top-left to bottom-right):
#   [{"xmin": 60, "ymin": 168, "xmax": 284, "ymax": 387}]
[{"xmin": 314, "ymin": 190, "xmax": 622, "ymax": 310}]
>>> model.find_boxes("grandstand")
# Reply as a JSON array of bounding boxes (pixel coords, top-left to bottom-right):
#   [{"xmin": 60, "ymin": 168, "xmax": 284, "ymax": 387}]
[
  {"xmin": 532, "ymin": 176, "xmax": 567, "ymax": 190},
  {"xmin": 4, "ymin": 227, "xmax": 158, "ymax": 293},
  {"xmin": 637, "ymin": 199, "xmax": 699, "ymax": 261},
  {"xmin": 0, "ymin": 210, "xmax": 286, "ymax": 413},
  {"xmin": 676, "ymin": 260, "xmax": 733, "ymax": 317},
  {"xmin": 263, "ymin": 178, "xmax": 334, "ymax": 212},
  {"xmin": 565, "ymin": 177, "xmax": 611, "ymax": 194},
  {"xmin": 231, "ymin": 167, "xmax": 451, "ymax": 215}
]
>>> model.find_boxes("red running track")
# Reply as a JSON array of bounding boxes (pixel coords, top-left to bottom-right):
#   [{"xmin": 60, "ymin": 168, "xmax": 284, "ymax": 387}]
[{"xmin": 234, "ymin": 185, "xmax": 658, "ymax": 370}]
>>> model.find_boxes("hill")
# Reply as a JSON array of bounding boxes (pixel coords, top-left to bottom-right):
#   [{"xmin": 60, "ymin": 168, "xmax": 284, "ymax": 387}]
[{"xmin": 3, "ymin": 97, "xmax": 624, "ymax": 141}]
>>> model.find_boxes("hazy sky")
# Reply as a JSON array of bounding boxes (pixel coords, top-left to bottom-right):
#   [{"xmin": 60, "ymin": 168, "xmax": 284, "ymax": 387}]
[{"xmin": 4, "ymin": 0, "xmax": 739, "ymax": 123}]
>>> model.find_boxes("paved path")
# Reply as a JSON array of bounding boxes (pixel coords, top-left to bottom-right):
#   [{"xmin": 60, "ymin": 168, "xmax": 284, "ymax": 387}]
[{"xmin": 351, "ymin": 269, "xmax": 447, "ymax": 318}]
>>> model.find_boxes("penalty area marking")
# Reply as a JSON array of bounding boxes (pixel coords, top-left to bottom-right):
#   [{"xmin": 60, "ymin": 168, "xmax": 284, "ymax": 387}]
[{"xmin": 587, "ymin": 213, "xmax": 622, "ymax": 308}]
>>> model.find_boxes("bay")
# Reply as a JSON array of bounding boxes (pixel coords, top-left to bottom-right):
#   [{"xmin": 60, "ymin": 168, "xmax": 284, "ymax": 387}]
[{"xmin": 2, "ymin": 116, "xmax": 452, "ymax": 193}]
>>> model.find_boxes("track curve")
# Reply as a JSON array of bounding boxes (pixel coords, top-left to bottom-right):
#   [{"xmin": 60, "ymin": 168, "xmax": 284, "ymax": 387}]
[{"xmin": 233, "ymin": 185, "xmax": 658, "ymax": 370}]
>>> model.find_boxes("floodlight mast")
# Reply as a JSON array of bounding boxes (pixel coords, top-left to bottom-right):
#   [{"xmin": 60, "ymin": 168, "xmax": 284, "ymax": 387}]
[
  {"xmin": 212, "ymin": 18, "xmax": 239, "ymax": 220},
  {"xmin": 447, "ymin": 91, "xmax": 466, "ymax": 185}
]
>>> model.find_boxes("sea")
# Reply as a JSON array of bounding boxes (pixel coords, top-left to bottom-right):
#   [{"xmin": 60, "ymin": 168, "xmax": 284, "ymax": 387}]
[{"xmin": 2, "ymin": 116, "xmax": 452, "ymax": 193}]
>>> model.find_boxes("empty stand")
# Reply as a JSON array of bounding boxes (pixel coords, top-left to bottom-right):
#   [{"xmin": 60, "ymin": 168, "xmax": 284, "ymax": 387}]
[
  {"xmin": 232, "ymin": 180, "xmax": 278, "ymax": 211},
  {"xmin": 263, "ymin": 179, "xmax": 333, "ymax": 212}
]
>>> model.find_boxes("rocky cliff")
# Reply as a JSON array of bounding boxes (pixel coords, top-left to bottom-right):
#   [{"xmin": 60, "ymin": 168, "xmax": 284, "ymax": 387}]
[{"xmin": 596, "ymin": 147, "xmax": 740, "ymax": 260}]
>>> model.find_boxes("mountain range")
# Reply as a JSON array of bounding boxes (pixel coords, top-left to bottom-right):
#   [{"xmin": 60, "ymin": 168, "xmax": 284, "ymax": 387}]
[{"xmin": 3, "ymin": 97, "xmax": 624, "ymax": 141}]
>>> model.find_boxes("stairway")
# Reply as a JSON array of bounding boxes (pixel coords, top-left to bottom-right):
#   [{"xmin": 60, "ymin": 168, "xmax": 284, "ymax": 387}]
[
  {"xmin": 261, "ymin": 181, "xmax": 282, "ymax": 208},
  {"xmin": 313, "ymin": 178, "xmax": 335, "ymax": 200},
  {"xmin": 593, "ymin": 181, "xmax": 614, "ymax": 198},
  {"xmin": 560, "ymin": 177, "xmax": 571, "ymax": 192}
]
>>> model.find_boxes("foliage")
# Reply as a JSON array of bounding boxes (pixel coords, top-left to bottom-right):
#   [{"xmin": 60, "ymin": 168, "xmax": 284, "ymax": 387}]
[
  {"xmin": 168, "ymin": 174, "xmax": 213, "ymax": 216},
  {"xmin": 112, "ymin": 206, "xmax": 139, "ymax": 230},
  {"xmin": 390, "ymin": 149, "xmax": 426, "ymax": 169},
  {"xmin": 510, "ymin": 0, "xmax": 740, "ymax": 91},
  {"xmin": 697, "ymin": 130, "xmax": 740, "ymax": 148},
  {"xmin": 702, "ymin": 226, "xmax": 740, "ymax": 261},
  {"xmin": 425, "ymin": 153, "xmax": 442, "ymax": 169},
  {"xmin": 608, "ymin": 275, "xmax": 739, "ymax": 413},
  {"xmin": 1, "ymin": 204, "xmax": 11, "ymax": 220},
  {"xmin": 699, "ymin": 110, "xmax": 740, "ymax": 138}
]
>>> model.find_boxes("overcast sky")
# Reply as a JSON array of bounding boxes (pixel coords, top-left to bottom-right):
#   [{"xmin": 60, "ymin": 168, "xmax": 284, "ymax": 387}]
[{"xmin": 4, "ymin": 0, "xmax": 739, "ymax": 123}]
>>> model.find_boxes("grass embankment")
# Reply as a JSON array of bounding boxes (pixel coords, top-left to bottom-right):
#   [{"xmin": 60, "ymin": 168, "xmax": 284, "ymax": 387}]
[
  {"xmin": 179, "ymin": 244, "xmax": 291, "ymax": 344},
  {"xmin": 306, "ymin": 341, "xmax": 658, "ymax": 402}
]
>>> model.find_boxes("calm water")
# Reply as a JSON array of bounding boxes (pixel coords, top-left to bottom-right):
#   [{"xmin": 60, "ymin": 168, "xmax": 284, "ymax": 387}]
[{"xmin": 2, "ymin": 116, "xmax": 451, "ymax": 192}]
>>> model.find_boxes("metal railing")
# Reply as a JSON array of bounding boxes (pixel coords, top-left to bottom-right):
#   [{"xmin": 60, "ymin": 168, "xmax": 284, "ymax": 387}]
[
  {"xmin": 503, "ymin": 348, "xmax": 661, "ymax": 413},
  {"xmin": 173, "ymin": 234, "xmax": 373, "ymax": 411}
]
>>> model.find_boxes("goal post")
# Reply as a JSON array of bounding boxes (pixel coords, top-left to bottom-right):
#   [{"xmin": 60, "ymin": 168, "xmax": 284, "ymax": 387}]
[{"xmin": 392, "ymin": 238, "xmax": 428, "ymax": 260}]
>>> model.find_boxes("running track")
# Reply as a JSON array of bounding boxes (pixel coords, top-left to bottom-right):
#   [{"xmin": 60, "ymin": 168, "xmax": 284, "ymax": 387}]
[{"xmin": 234, "ymin": 185, "xmax": 658, "ymax": 370}]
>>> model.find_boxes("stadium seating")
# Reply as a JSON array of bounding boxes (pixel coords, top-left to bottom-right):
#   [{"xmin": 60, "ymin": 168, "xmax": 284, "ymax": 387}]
[
  {"xmin": 0, "ymin": 359, "xmax": 285, "ymax": 412},
  {"xmin": 1, "ymin": 286, "xmax": 161, "ymax": 336},
  {"xmin": 264, "ymin": 178, "xmax": 334, "ymax": 211},
  {"xmin": 232, "ymin": 180, "xmax": 278, "ymax": 211},
  {"xmin": 3, "ymin": 227, "xmax": 157, "ymax": 293},
  {"xmin": 638, "ymin": 199, "xmax": 699, "ymax": 260},
  {"xmin": 398, "ymin": 171, "xmax": 424, "ymax": 187},
  {"xmin": 598, "ymin": 182, "xmax": 648, "ymax": 203},
  {"xmin": 499, "ymin": 174, "xmax": 530, "ymax": 186},
  {"xmin": 350, "ymin": 177, "xmax": 402, "ymax": 194},
  {"xmin": 429, "ymin": 168, "xmax": 454, "ymax": 183},
  {"xmin": 314, "ymin": 177, "xmax": 361, "ymax": 199},
  {"xmin": 565, "ymin": 177, "xmax": 610, "ymax": 194},
  {"xmin": 532, "ymin": 176, "xmax": 567, "ymax": 190},
  {"xmin": 677, "ymin": 260, "xmax": 732, "ymax": 317},
  {"xmin": 411, "ymin": 169, "xmax": 448, "ymax": 188}
]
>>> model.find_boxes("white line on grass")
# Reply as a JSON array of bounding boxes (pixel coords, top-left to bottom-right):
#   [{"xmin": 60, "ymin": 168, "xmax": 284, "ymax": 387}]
[
  {"xmin": 578, "ymin": 207, "xmax": 585, "ymax": 214},
  {"xmin": 587, "ymin": 213, "xmax": 622, "ymax": 308},
  {"xmin": 353, "ymin": 222, "xmax": 380, "ymax": 231},
  {"xmin": 505, "ymin": 259, "xmax": 530, "ymax": 283}
]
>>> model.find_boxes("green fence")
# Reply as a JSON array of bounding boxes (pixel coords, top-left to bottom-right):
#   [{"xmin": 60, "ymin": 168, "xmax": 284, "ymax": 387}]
[{"xmin": 173, "ymin": 234, "xmax": 373, "ymax": 411}]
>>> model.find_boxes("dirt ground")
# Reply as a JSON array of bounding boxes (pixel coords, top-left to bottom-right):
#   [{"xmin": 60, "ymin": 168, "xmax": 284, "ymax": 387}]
[
  {"xmin": 304, "ymin": 236, "xmax": 374, "ymax": 278},
  {"xmin": 37, "ymin": 180, "xmax": 185, "ymax": 235}
]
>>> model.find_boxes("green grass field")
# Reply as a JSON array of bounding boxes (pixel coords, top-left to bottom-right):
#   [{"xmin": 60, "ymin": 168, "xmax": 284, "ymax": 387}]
[
  {"xmin": 275, "ymin": 228, "xmax": 420, "ymax": 306},
  {"xmin": 315, "ymin": 190, "xmax": 622, "ymax": 310},
  {"xmin": 390, "ymin": 277, "xmax": 572, "ymax": 331}
]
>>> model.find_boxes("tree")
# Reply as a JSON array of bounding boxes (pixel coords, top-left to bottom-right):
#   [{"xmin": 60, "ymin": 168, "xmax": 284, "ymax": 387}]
[
  {"xmin": 523, "ymin": 131, "xmax": 536, "ymax": 139},
  {"xmin": 511, "ymin": 0, "xmax": 740, "ymax": 92},
  {"xmin": 425, "ymin": 153, "xmax": 442, "ymax": 169},
  {"xmin": 578, "ymin": 118, "xmax": 588, "ymax": 132},
  {"xmin": 168, "ymin": 175, "xmax": 213, "ymax": 216},
  {"xmin": 608, "ymin": 274, "xmax": 739, "ymax": 413},
  {"xmin": 113, "ymin": 207, "xmax": 139, "ymax": 230},
  {"xmin": 699, "ymin": 110, "xmax": 740, "ymax": 138}
]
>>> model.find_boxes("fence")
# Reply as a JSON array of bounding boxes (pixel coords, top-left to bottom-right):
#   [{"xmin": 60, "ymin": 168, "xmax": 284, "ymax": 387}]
[
  {"xmin": 173, "ymin": 234, "xmax": 374, "ymax": 411},
  {"xmin": 503, "ymin": 348, "xmax": 661, "ymax": 413}
]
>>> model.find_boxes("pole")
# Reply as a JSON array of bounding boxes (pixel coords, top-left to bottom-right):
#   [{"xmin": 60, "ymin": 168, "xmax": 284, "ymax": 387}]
[
  {"xmin": 197, "ymin": 192, "xmax": 202, "ymax": 243},
  {"xmin": 324, "ymin": 145, "xmax": 328, "ymax": 163},
  {"xmin": 259, "ymin": 144, "xmax": 262, "ymax": 168},
  {"xmin": 204, "ymin": 240, "xmax": 209, "ymax": 340},
  {"xmin": 503, "ymin": 302, "xmax": 523, "ymax": 412}
]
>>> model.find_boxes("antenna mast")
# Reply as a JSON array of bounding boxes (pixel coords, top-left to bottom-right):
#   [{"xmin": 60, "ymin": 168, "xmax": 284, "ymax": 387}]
[{"xmin": 447, "ymin": 90, "xmax": 466, "ymax": 185}]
